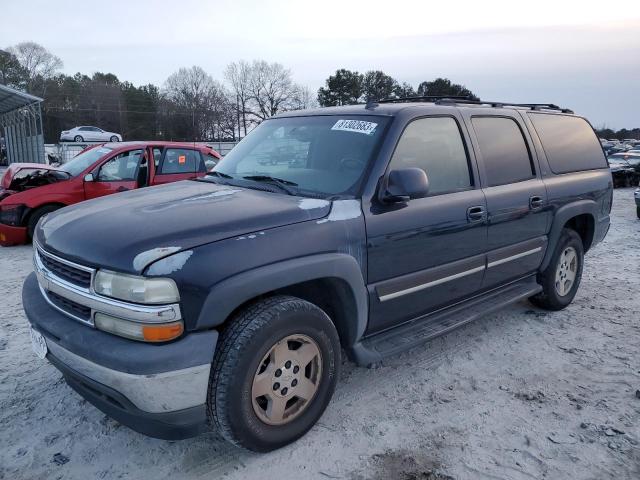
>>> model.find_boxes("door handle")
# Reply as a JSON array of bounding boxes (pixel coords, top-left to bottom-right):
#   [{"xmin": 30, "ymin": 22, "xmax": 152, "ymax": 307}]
[
  {"xmin": 467, "ymin": 205, "xmax": 485, "ymax": 222},
  {"xmin": 116, "ymin": 186, "xmax": 130, "ymax": 192},
  {"xmin": 529, "ymin": 196, "xmax": 544, "ymax": 209}
]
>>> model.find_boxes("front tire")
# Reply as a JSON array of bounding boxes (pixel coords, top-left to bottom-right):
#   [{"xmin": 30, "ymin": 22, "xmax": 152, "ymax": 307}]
[
  {"xmin": 207, "ymin": 295, "xmax": 340, "ymax": 452},
  {"xmin": 529, "ymin": 228, "xmax": 584, "ymax": 311},
  {"xmin": 27, "ymin": 205, "xmax": 61, "ymax": 240},
  {"xmin": 110, "ymin": 136, "xmax": 119, "ymax": 142},
  {"xmin": 636, "ymin": 206, "xmax": 640, "ymax": 219}
]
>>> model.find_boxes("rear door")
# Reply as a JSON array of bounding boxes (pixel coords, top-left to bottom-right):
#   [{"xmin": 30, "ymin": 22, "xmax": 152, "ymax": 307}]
[
  {"xmin": 364, "ymin": 114, "xmax": 488, "ymax": 334},
  {"xmin": 151, "ymin": 147, "xmax": 202, "ymax": 185},
  {"xmin": 463, "ymin": 111, "xmax": 549, "ymax": 289},
  {"xmin": 84, "ymin": 148, "xmax": 144, "ymax": 199}
]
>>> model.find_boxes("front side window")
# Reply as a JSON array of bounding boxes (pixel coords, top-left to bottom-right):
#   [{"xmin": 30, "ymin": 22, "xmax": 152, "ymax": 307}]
[
  {"xmin": 97, "ymin": 149, "xmax": 143, "ymax": 181},
  {"xmin": 213, "ymin": 115, "xmax": 389, "ymax": 196},
  {"xmin": 472, "ymin": 117, "xmax": 534, "ymax": 187},
  {"xmin": 159, "ymin": 148, "xmax": 198, "ymax": 174},
  {"xmin": 152, "ymin": 147, "xmax": 164, "ymax": 168},
  {"xmin": 389, "ymin": 117, "xmax": 472, "ymax": 195}
]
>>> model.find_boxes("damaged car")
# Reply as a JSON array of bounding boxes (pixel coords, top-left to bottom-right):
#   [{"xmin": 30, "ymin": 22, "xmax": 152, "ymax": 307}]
[{"xmin": 0, "ymin": 141, "xmax": 220, "ymax": 246}]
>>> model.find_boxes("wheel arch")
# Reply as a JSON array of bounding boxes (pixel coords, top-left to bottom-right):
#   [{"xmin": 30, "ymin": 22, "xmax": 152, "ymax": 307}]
[
  {"xmin": 23, "ymin": 202, "xmax": 67, "ymax": 227},
  {"xmin": 541, "ymin": 200, "xmax": 597, "ymax": 271},
  {"xmin": 196, "ymin": 253, "xmax": 368, "ymax": 348}
]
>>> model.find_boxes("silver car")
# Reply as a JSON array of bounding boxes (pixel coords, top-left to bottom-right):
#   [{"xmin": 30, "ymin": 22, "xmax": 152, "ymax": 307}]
[{"xmin": 60, "ymin": 126, "xmax": 122, "ymax": 143}]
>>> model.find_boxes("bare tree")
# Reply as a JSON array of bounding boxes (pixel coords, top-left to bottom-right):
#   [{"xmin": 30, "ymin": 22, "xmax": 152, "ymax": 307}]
[
  {"xmin": 291, "ymin": 84, "xmax": 317, "ymax": 110},
  {"xmin": 224, "ymin": 60, "xmax": 252, "ymax": 138},
  {"xmin": 247, "ymin": 60, "xmax": 300, "ymax": 121},
  {"xmin": 164, "ymin": 66, "xmax": 235, "ymax": 141},
  {"xmin": 7, "ymin": 41, "xmax": 62, "ymax": 93}
]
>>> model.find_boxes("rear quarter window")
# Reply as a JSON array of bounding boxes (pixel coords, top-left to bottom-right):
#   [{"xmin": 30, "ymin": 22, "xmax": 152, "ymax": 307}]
[{"xmin": 528, "ymin": 113, "xmax": 607, "ymax": 174}]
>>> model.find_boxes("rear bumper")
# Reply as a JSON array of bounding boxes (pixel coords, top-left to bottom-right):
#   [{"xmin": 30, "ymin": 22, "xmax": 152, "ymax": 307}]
[
  {"xmin": 0, "ymin": 223, "xmax": 28, "ymax": 246},
  {"xmin": 22, "ymin": 272, "xmax": 217, "ymax": 439},
  {"xmin": 634, "ymin": 189, "xmax": 640, "ymax": 207}
]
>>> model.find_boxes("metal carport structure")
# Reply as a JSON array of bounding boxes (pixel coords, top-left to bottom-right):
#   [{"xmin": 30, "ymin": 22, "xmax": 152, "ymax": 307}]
[{"xmin": 0, "ymin": 84, "xmax": 45, "ymax": 165}]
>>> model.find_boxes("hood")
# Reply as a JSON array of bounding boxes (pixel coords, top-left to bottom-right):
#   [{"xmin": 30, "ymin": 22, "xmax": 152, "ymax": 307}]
[
  {"xmin": 36, "ymin": 180, "xmax": 332, "ymax": 274},
  {"xmin": 1, "ymin": 163, "xmax": 68, "ymax": 192}
]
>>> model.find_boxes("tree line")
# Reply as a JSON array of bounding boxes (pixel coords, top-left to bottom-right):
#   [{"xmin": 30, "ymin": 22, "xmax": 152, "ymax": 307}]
[{"xmin": 13, "ymin": 41, "xmax": 636, "ymax": 144}]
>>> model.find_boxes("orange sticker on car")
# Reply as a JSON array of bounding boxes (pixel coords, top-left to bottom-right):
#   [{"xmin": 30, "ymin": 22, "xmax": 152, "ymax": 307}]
[{"xmin": 178, "ymin": 155, "xmax": 186, "ymax": 164}]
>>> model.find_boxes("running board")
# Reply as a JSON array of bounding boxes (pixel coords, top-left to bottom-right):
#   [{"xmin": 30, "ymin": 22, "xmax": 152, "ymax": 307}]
[{"xmin": 350, "ymin": 276, "xmax": 542, "ymax": 366}]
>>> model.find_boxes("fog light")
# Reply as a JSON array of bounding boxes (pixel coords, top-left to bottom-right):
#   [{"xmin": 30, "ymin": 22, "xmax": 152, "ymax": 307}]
[{"xmin": 94, "ymin": 312, "xmax": 183, "ymax": 342}]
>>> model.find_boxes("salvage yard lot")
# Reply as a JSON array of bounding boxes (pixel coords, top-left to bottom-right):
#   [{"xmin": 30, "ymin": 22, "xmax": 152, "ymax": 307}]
[{"xmin": 1, "ymin": 189, "xmax": 638, "ymax": 480}]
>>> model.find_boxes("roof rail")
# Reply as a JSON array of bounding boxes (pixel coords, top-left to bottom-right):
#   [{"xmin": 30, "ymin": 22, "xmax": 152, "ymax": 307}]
[
  {"xmin": 376, "ymin": 96, "xmax": 573, "ymax": 114},
  {"xmin": 378, "ymin": 95, "xmax": 475, "ymax": 104}
]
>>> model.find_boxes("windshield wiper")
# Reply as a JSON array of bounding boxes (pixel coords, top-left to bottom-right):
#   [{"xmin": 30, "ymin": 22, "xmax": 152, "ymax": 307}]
[
  {"xmin": 207, "ymin": 171, "xmax": 234, "ymax": 179},
  {"xmin": 242, "ymin": 175, "xmax": 298, "ymax": 195}
]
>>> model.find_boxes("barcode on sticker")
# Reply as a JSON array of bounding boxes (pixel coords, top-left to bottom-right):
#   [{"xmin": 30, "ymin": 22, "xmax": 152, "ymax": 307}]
[{"xmin": 331, "ymin": 119, "xmax": 378, "ymax": 135}]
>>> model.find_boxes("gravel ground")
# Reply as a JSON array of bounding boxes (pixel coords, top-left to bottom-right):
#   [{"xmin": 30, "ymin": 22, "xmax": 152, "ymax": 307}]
[{"xmin": 1, "ymin": 188, "xmax": 639, "ymax": 480}]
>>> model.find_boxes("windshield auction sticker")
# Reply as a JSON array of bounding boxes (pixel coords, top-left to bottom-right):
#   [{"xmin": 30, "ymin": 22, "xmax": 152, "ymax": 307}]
[{"xmin": 331, "ymin": 119, "xmax": 378, "ymax": 135}]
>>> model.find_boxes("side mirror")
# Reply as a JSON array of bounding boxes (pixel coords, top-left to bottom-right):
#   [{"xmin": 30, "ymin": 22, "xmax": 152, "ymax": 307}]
[
  {"xmin": 83, "ymin": 173, "xmax": 94, "ymax": 182},
  {"xmin": 383, "ymin": 168, "xmax": 429, "ymax": 203}
]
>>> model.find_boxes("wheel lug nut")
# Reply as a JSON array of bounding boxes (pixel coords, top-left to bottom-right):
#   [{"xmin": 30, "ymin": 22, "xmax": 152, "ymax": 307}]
[
  {"xmin": 293, "ymin": 365, "xmax": 299, "ymax": 374},
  {"xmin": 281, "ymin": 387, "xmax": 288, "ymax": 395},
  {"xmin": 285, "ymin": 360, "xmax": 292, "ymax": 369},
  {"xmin": 275, "ymin": 369, "xmax": 282, "ymax": 377},
  {"xmin": 291, "ymin": 379, "xmax": 298, "ymax": 387},
  {"xmin": 273, "ymin": 382, "xmax": 280, "ymax": 390}
]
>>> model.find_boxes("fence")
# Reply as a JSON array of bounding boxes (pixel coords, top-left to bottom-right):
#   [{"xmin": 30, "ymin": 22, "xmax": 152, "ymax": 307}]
[{"xmin": 44, "ymin": 141, "xmax": 239, "ymax": 165}]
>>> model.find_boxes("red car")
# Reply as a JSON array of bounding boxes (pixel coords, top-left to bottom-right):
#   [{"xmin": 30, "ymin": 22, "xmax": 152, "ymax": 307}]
[{"xmin": 0, "ymin": 141, "xmax": 220, "ymax": 246}]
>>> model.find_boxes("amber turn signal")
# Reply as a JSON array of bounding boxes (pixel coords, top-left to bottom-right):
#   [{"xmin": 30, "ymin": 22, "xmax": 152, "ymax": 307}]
[{"xmin": 142, "ymin": 322, "xmax": 184, "ymax": 342}]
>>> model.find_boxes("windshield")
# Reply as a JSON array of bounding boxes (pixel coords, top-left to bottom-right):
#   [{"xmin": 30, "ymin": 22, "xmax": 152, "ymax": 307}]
[
  {"xmin": 212, "ymin": 115, "xmax": 389, "ymax": 197},
  {"xmin": 61, "ymin": 147, "xmax": 112, "ymax": 176}
]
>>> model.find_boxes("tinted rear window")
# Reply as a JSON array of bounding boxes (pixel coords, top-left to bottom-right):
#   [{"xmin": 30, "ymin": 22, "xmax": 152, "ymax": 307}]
[
  {"xmin": 471, "ymin": 116, "xmax": 534, "ymax": 187},
  {"xmin": 528, "ymin": 113, "xmax": 607, "ymax": 174}
]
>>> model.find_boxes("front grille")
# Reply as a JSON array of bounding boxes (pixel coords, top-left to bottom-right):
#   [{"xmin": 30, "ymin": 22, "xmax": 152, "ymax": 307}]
[
  {"xmin": 39, "ymin": 252, "xmax": 92, "ymax": 288},
  {"xmin": 47, "ymin": 290, "xmax": 92, "ymax": 321}
]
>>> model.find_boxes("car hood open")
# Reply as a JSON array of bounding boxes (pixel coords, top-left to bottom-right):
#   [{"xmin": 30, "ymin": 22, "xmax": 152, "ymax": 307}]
[
  {"xmin": 1, "ymin": 163, "xmax": 68, "ymax": 192},
  {"xmin": 36, "ymin": 180, "xmax": 332, "ymax": 274}
]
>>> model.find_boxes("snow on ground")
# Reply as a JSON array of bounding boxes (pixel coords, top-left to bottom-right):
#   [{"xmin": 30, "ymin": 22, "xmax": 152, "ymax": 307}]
[{"xmin": 0, "ymin": 189, "xmax": 638, "ymax": 480}]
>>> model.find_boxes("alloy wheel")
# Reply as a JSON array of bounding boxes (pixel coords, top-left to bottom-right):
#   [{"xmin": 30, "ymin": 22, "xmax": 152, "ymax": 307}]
[
  {"xmin": 251, "ymin": 334, "xmax": 322, "ymax": 426},
  {"xmin": 555, "ymin": 246, "xmax": 578, "ymax": 296}
]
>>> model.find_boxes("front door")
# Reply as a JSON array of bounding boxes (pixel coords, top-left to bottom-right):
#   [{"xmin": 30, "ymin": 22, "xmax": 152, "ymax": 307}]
[
  {"xmin": 463, "ymin": 112, "xmax": 550, "ymax": 289},
  {"xmin": 364, "ymin": 115, "xmax": 488, "ymax": 334},
  {"xmin": 84, "ymin": 148, "xmax": 143, "ymax": 199}
]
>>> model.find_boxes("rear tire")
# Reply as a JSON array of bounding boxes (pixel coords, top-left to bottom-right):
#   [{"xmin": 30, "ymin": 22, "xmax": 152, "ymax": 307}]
[
  {"xmin": 207, "ymin": 295, "xmax": 340, "ymax": 452},
  {"xmin": 529, "ymin": 228, "xmax": 584, "ymax": 311},
  {"xmin": 27, "ymin": 205, "xmax": 61, "ymax": 240},
  {"xmin": 74, "ymin": 135, "xmax": 83, "ymax": 142},
  {"xmin": 637, "ymin": 206, "xmax": 640, "ymax": 219}
]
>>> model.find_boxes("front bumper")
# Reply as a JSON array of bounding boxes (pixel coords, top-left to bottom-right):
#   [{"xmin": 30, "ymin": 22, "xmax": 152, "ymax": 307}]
[
  {"xmin": 0, "ymin": 223, "xmax": 28, "ymax": 246},
  {"xmin": 22, "ymin": 272, "xmax": 218, "ymax": 439}
]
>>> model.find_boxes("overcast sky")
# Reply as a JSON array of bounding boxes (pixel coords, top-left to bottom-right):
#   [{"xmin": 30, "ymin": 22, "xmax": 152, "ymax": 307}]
[{"xmin": 2, "ymin": 0, "xmax": 639, "ymax": 129}]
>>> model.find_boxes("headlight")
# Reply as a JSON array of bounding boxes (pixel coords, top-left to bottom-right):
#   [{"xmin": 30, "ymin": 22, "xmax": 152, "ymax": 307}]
[
  {"xmin": 0, "ymin": 204, "xmax": 25, "ymax": 226},
  {"xmin": 94, "ymin": 270, "xmax": 180, "ymax": 304},
  {"xmin": 94, "ymin": 313, "xmax": 183, "ymax": 342}
]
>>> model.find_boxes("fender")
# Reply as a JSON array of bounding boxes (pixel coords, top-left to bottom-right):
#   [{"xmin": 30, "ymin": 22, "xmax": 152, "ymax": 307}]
[
  {"xmin": 196, "ymin": 253, "xmax": 369, "ymax": 346},
  {"xmin": 540, "ymin": 199, "xmax": 597, "ymax": 271}
]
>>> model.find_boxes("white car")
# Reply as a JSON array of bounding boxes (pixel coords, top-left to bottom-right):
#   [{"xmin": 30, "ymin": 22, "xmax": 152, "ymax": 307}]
[{"xmin": 60, "ymin": 126, "xmax": 122, "ymax": 143}]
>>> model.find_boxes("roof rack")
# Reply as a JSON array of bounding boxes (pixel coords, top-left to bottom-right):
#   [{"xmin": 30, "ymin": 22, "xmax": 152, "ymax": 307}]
[{"xmin": 377, "ymin": 96, "xmax": 574, "ymax": 114}]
